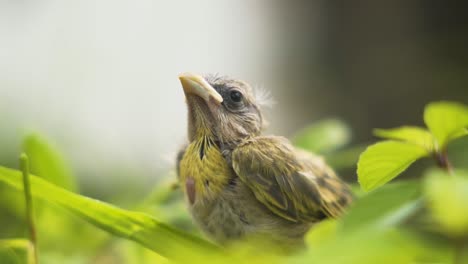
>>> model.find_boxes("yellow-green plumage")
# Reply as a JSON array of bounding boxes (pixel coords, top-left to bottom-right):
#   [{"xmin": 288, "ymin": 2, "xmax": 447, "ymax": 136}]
[
  {"xmin": 232, "ymin": 136, "xmax": 351, "ymax": 222},
  {"xmin": 179, "ymin": 136, "xmax": 230, "ymax": 201},
  {"xmin": 177, "ymin": 72, "xmax": 353, "ymax": 247}
]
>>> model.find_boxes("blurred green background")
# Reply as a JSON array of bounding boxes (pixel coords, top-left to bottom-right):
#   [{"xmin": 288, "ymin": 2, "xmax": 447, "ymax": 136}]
[{"xmin": 1, "ymin": 1, "xmax": 467, "ymax": 263}]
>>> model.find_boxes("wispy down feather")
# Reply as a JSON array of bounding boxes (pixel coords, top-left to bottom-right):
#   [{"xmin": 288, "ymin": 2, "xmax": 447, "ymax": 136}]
[{"xmin": 253, "ymin": 83, "xmax": 276, "ymax": 109}]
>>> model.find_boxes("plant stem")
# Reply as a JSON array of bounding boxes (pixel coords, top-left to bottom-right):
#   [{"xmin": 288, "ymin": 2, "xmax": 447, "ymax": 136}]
[
  {"xmin": 435, "ymin": 148, "xmax": 453, "ymax": 174},
  {"xmin": 454, "ymin": 240, "xmax": 467, "ymax": 264},
  {"xmin": 20, "ymin": 154, "xmax": 39, "ymax": 264}
]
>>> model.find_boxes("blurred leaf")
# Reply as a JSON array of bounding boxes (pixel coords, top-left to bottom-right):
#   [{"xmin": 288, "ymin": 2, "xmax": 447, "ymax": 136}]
[
  {"xmin": 118, "ymin": 240, "xmax": 169, "ymax": 264},
  {"xmin": 424, "ymin": 169, "xmax": 468, "ymax": 236},
  {"xmin": 424, "ymin": 101, "xmax": 468, "ymax": 150},
  {"xmin": 138, "ymin": 177, "xmax": 180, "ymax": 208},
  {"xmin": 39, "ymin": 253, "xmax": 87, "ymax": 264},
  {"xmin": 22, "ymin": 133, "xmax": 77, "ymax": 191},
  {"xmin": 448, "ymin": 137, "xmax": 468, "ymax": 169},
  {"xmin": 325, "ymin": 144, "xmax": 367, "ymax": 170},
  {"xmin": 0, "ymin": 166, "xmax": 220, "ymax": 261},
  {"xmin": 0, "ymin": 239, "xmax": 33, "ymax": 264},
  {"xmin": 302, "ymin": 183, "xmax": 432, "ymax": 264},
  {"xmin": 294, "ymin": 229, "xmax": 424, "ymax": 264},
  {"xmin": 374, "ymin": 126, "xmax": 434, "ymax": 152},
  {"xmin": 0, "ymin": 185, "xmax": 25, "ymax": 231},
  {"xmin": 358, "ymin": 141, "xmax": 429, "ymax": 191},
  {"xmin": 21, "ymin": 135, "xmax": 107, "ymax": 255},
  {"xmin": 139, "ymin": 180, "xmax": 197, "ymax": 234},
  {"xmin": 349, "ymin": 184, "xmax": 365, "ymax": 197},
  {"xmin": 292, "ymin": 119, "xmax": 351, "ymax": 154},
  {"xmin": 341, "ymin": 181, "xmax": 422, "ymax": 232},
  {"xmin": 305, "ymin": 219, "xmax": 337, "ymax": 247}
]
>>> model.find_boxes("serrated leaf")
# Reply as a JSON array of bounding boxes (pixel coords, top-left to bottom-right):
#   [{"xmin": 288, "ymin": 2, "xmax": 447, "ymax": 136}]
[
  {"xmin": 292, "ymin": 119, "xmax": 351, "ymax": 154},
  {"xmin": 424, "ymin": 169, "xmax": 468, "ymax": 236},
  {"xmin": 0, "ymin": 166, "xmax": 219, "ymax": 261},
  {"xmin": 424, "ymin": 101, "xmax": 468, "ymax": 149},
  {"xmin": 23, "ymin": 133, "xmax": 77, "ymax": 191},
  {"xmin": 358, "ymin": 141, "xmax": 429, "ymax": 191},
  {"xmin": 374, "ymin": 126, "xmax": 434, "ymax": 152},
  {"xmin": 341, "ymin": 181, "xmax": 422, "ymax": 232}
]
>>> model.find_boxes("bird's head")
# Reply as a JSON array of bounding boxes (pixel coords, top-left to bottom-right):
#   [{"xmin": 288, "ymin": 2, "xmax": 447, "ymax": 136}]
[{"xmin": 179, "ymin": 72, "xmax": 266, "ymax": 145}]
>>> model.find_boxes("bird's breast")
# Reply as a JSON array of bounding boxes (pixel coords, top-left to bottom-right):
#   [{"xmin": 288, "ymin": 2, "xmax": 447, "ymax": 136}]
[{"xmin": 179, "ymin": 138, "xmax": 231, "ymax": 203}]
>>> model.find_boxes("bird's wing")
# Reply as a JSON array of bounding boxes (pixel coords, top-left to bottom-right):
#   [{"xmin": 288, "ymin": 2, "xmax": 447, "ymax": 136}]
[{"xmin": 231, "ymin": 136, "xmax": 353, "ymax": 222}]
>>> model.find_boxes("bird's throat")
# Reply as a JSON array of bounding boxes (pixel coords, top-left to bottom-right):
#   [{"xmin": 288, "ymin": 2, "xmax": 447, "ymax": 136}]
[
  {"xmin": 179, "ymin": 136, "xmax": 230, "ymax": 203},
  {"xmin": 187, "ymin": 96, "xmax": 217, "ymax": 141}
]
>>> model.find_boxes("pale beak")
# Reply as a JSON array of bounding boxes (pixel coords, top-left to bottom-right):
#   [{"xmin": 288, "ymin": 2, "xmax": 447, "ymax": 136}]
[{"xmin": 179, "ymin": 72, "xmax": 223, "ymax": 105}]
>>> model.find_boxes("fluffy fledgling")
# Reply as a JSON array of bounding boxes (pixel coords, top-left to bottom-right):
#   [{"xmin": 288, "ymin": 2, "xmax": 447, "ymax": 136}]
[{"xmin": 177, "ymin": 73, "xmax": 353, "ymax": 248}]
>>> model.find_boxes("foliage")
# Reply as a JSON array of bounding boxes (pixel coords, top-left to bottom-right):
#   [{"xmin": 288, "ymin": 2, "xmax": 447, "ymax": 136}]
[
  {"xmin": 23, "ymin": 133, "xmax": 77, "ymax": 191},
  {"xmin": 424, "ymin": 102, "xmax": 468, "ymax": 149},
  {"xmin": 292, "ymin": 119, "xmax": 351, "ymax": 154},
  {"xmin": 292, "ymin": 118, "xmax": 363, "ymax": 170},
  {"xmin": 357, "ymin": 141, "xmax": 428, "ymax": 191},
  {"xmin": 358, "ymin": 101, "xmax": 468, "ymax": 191},
  {"xmin": 0, "ymin": 166, "xmax": 218, "ymax": 262},
  {"xmin": 1, "ymin": 101, "xmax": 468, "ymax": 263},
  {"xmin": 424, "ymin": 169, "xmax": 468, "ymax": 236}
]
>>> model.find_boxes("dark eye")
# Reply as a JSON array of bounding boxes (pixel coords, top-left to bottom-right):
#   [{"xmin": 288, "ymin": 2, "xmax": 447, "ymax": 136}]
[{"xmin": 230, "ymin": 90, "xmax": 243, "ymax": 103}]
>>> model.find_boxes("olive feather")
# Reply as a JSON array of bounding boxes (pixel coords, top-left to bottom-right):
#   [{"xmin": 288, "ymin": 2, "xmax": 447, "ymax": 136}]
[{"xmin": 177, "ymin": 73, "xmax": 353, "ymax": 248}]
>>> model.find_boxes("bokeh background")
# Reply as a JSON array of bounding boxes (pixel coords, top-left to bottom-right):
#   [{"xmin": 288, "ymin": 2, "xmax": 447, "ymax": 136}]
[
  {"xmin": 1, "ymin": 0, "xmax": 467, "ymax": 262},
  {"xmin": 2, "ymin": 0, "xmax": 468, "ymax": 193}
]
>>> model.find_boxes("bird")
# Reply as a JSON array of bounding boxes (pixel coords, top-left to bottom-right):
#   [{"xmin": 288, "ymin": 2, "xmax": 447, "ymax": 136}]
[{"xmin": 176, "ymin": 72, "xmax": 353, "ymax": 248}]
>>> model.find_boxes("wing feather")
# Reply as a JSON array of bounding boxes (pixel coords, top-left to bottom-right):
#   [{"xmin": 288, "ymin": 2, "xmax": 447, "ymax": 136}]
[{"xmin": 232, "ymin": 136, "xmax": 353, "ymax": 222}]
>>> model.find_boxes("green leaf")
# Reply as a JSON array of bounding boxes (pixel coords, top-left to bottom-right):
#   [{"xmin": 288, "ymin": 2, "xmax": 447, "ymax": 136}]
[
  {"xmin": 0, "ymin": 239, "xmax": 33, "ymax": 264},
  {"xmin": 295, "ymin": 229, "xmax": 425, "ymax": 264},
  {"xmin": 358, "ymin": 141, "xmax": 429, "ymax": 191},
  {"xmin": 448, "ymin": 137, "xmax": 468, "ymax": 170},
  {"xmin": 424, "ymin": 169, "xmax": 468, "ymax": 236},
  {"xmin": 374, "ymin": 126, "xmax": 434, "ymax": 152},
  {"xmin": 292, "ymin": 119, "xmax": 351, "ymax": 154},
  {"xmin": 118, "ymin": 240, "xmax": 169, "ymax": 264},
  {"xmin": 0, "ymin": 166, "xmax": 220, "ymax": 261},
  {"xmin": 23, "ymin": 133, "xmax": 77, "ymax": 191},
  {"xmin": 341, "ymin": 181, "xmax": 422, "ymax": 232},
  {"xmin": 324, "ymin": 144, "xmax": 367, "ymax": 170},
  {"xmin": 424, "ymin": 101, "xmax": 468, "ymax": 149},
  {"xmin": 305, "ymin": 219, "xmax": 338, "ymax": 247}
]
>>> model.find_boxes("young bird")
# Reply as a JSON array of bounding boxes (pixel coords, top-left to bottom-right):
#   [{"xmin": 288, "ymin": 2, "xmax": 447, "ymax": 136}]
[{"xmin": 177, "ymin": 73, "xmax": 353, "ymax": 247}]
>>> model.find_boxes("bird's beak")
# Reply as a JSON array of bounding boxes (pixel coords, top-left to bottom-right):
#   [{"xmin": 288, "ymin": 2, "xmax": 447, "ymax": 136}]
[{"xmin": 179, "ymin": 72, "xmax": 223, "ymax": 105}]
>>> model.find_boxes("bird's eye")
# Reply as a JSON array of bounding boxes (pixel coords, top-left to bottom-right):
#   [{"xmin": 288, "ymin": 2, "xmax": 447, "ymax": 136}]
[{"xmin": 230, "ymin": 90, "xmax": 243, "ymax": 103}]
